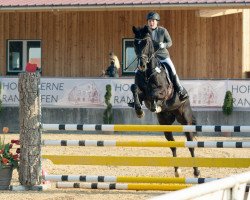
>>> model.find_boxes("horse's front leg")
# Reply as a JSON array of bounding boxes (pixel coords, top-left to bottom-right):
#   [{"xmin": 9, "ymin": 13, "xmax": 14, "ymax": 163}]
[
  {"xmin": 164, "ymin": 132, "xmax": 181, "ymax": 177},
  {"xmin": 130, "ymin": 84, "xmax": 144, "ymax": 118},
  {"xmin": 185, "ymin": 132, "xmax": 200, "ymax": 177}
]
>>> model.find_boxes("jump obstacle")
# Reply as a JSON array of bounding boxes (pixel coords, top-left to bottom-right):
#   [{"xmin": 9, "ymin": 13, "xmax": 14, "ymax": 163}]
[
  {"xmin": 41, "ymin": 124, "xmax": 250, "ymax": 191},
  {"xmin": 56, "ymin": 182, "xmax": 250, "ymax": 192},
  {"xmin": 42, "ymin": 124, "xmax": 250, "ymax": 132},
  {"xmin": 44, "ymin": 174, "xmax": 218, "ymax": 184},
  {"xmin": 41, "ymin": 124, "xmax": 250, "ymax": 190},
  {"xmin": 47, "ymin": 175, "xmax": 248, "ymax": 192},
  {"xmin": 42, "ymin": 139, "xmax": 250, "ymax": 148},
  {"xmin": 56, "ymin": 182, "xmax": 191, "ymax": 191},
  {"xmin": 42, "ymin": 155, "xmax": 250, "ymax": 168}
]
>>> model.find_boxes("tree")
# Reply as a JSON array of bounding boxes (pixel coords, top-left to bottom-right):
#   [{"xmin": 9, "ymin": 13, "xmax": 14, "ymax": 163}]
[{"xmin": 18, "ymin": 73, "xmax": 41, "ymax": 186}]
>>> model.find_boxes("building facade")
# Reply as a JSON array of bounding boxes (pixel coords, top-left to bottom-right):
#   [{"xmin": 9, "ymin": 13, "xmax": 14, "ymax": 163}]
[{"xmin": 0, "ymin": 1, "xmax": 250, "ymax": 79}]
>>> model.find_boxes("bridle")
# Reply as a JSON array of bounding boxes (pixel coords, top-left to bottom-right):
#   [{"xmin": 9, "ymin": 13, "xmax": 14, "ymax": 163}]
[
  {"xmin": 134, "ymin": 36, "xmax": 160, "ymax": 69},
  {"xmin": 124, "ymin": 36, "xmax": 160, "ymax": 72}
]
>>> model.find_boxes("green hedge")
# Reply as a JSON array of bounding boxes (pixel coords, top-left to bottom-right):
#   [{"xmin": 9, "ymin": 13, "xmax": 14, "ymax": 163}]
[
  {"xmin": 103, "ymin": 84, "xmax": 113, "ymax": 124},
  {"xmin": 222, "ymin": 91, "xmax": 233, "ymax": 115}
]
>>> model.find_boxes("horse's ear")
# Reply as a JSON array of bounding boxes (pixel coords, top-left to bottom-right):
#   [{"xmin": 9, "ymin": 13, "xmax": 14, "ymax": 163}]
[
  {"xmin": 132, "ymin": 26, "xmax": 138, "ymax": 34},
  {"xmin": 147, "ymin": 26, "xmax": 152, "ymax": 34},
  {"xmin": 143, "ymin": 25, "xmax": 151, "ymax": 34}
]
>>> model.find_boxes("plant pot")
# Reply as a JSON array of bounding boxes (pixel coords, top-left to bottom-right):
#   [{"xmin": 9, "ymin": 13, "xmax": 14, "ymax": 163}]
[{"xmin": 0, "ymin": 165, "xmax": 13, "ymax": 190}]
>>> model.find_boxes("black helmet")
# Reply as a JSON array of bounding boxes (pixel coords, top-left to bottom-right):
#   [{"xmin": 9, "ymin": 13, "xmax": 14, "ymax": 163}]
[{"xmin": 146, "ymin": 12, "xmax": 160, "ymax": 21}]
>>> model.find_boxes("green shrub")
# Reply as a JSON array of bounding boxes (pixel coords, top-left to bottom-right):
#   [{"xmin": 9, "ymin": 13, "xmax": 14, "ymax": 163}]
[
  {"xmin": 222, "ymin": 91, "xmax": 233, "ymax": 115},
  {"xmin": 103, "ymin": 84, "xmax": 113, "ymax": 124}
]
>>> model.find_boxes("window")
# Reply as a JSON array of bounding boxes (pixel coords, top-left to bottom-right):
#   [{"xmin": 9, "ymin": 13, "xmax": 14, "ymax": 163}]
[
  {"xmin": 7, "ymin": 40, "xmax": 41, "ymax": 74},
  {"xmin": 122, "ymin": 38, "xmax": 137, "ymax": 75}
]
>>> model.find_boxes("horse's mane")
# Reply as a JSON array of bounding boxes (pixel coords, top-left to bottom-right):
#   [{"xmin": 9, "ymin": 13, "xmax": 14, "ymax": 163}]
[{"xmin": 109, "ymin": 53, "xmax": 120, "ymax": 69}]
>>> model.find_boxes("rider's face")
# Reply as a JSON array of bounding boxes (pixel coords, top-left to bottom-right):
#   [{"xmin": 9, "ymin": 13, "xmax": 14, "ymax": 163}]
[{"xmin": 147, "ymin": 19, "xmax": 158, "ymax": 29}]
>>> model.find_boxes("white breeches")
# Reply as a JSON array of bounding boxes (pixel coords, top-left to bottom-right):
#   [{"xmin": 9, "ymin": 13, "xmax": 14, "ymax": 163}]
[{"xmin": 160, "ymin": 57, "xmax": 176, "ymax": 75}]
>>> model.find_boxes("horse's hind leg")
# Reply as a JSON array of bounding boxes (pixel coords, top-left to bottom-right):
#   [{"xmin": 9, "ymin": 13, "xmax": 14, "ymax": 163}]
[
  {"xmin": 185, "ymin": 132, "xmax": 200, "ymax": 177},
  {"xmin": 164, "ymin": 132, "xmax": 181, "ymax": 177},
  {"xmin": 157, "ymin": 112, "xmax": 180, "ymax": 177},
  {"xmin": 182, "ymin": 103, "xmax": 200, "ymax": 177}
]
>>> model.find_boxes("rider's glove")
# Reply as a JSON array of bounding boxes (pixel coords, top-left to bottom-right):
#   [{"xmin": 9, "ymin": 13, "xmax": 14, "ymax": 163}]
[{"xmin": 159, "ymin": 42, "xmax": 166, "ymax": 49}]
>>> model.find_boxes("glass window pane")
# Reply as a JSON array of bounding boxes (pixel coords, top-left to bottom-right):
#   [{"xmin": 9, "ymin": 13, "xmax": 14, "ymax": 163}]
[
  {"xmin": 122, "ymin": 39, "xmax": 137, "ymax": 75},
  {"xmin": 27, "ymin": 41, "xmax": 41, "ymax": 68},
  {"xmin": 8, "ymin": 41, "xmax": 23, "ymax": 71}
]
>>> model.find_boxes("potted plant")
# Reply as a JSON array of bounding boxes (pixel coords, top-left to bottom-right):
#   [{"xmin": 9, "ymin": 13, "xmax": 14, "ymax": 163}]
[
  {"xmin": 0, "ymin": 127, "xmax": 20, "ymax": 190},
  {"xmin": 103, "ymin": 84, "xmax": 113, "ymax": 124}
]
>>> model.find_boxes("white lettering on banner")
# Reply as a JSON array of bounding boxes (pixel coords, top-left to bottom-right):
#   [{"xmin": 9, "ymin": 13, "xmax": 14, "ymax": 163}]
[
  {"xmin": 229, "ymin": 81, "xmax": 250, "ymax": 108},
  {"xmin": 0, "ymin": 77, "xmax": 250, "ymax": 109}
]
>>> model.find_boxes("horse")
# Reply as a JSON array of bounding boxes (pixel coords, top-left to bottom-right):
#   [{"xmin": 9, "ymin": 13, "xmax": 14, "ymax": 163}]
[{"xmin": 129, "ymin": 25, "xmax": 200, "ymax": 177}]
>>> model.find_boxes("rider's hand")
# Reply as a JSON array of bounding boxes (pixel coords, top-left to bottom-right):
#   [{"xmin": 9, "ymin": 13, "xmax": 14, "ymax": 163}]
[{"xmin": 159, "ymin": 42, "xmax": 166, "ymax": 49}]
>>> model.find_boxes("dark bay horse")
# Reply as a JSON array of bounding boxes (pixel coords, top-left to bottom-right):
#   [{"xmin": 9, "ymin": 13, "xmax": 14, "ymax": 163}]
[{"xmin": 130, "ymin": 25, "xmax": 200, "ymax": 177}]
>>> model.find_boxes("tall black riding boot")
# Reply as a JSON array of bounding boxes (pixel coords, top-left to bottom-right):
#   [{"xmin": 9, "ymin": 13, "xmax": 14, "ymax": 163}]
[{"xmin": 172, "ymin": 74, "xmax": 188, "ymax": 101}]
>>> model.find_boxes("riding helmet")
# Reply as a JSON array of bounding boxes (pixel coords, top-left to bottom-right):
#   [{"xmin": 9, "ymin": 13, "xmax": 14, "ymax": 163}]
[{"xmin": 146, "ymin": 12, "xmax": 160, "ymax": 21}]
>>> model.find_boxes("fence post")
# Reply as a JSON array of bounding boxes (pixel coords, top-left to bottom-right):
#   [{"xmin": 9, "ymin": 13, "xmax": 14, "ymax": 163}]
[{"xmin": 18, "ymin": 72, "xmax": 41, "ymax": 186}]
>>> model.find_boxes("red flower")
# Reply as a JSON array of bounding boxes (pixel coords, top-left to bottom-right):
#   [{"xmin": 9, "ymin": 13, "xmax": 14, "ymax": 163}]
[
  {"xmin": 16, "ymin": 148, "xmax": 20, "ymax": 154},
  {"xmin": 1, "ymin": 136, "xmax": 20, "ymax": 169},
  {"xmin": 12, "ymin": 154, "xmax": 19, "ymax": 160},
  {"xmin": 2, "ymin": 157, "xmax": 9, "ymax": 164},
  {"xmin": 11, "ymin": 140, "xmax": 20, "ymax": 145}
]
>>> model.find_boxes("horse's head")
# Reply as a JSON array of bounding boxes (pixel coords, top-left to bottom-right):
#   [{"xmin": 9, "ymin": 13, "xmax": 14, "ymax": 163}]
[{"xmin": 132, "ymin": 25, "xmax": 154, "ymax": 72}]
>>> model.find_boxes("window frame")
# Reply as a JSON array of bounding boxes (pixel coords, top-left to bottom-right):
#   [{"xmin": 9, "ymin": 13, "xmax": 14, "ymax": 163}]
[
  {"xmin": 122, "ymin": 38, "xmax": 138, "ymax": 76},
  {"xmin": 6, "ymin": 39, "xmax": 42, "ymax": 75}
]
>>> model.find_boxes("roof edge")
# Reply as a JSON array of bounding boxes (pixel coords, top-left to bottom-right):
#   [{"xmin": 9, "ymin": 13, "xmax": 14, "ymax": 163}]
[{"xmin": 0, "ymin": 3, "xmax": 250, "ymax": 12}]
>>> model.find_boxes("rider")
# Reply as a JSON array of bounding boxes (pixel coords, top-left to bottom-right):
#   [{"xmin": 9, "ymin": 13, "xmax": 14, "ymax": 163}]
[{"xmin": 146, "ymin": 11, "xmax": 188, "ymax": 100}]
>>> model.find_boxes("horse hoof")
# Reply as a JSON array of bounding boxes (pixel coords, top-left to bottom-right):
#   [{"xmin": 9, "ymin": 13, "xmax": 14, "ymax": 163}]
[
  {"xmin": 175, "ymin": 169, "xmax": 182, "ymax": 177},
  {"xmin": 136, "ymin": 110, "xmax": 145, "ymax": 118},
  {"xmin": 194, "ymin": 170, "xmax": 200, "ymax": 178}
]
